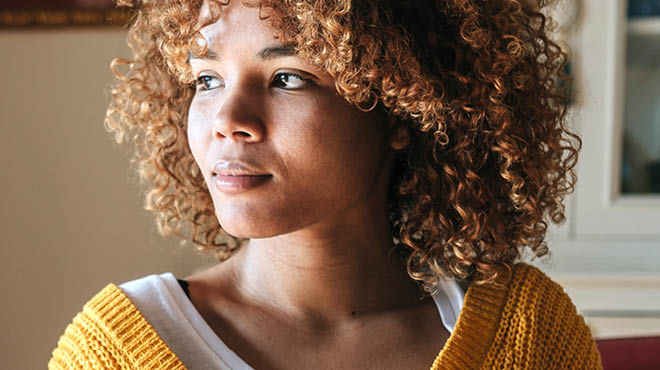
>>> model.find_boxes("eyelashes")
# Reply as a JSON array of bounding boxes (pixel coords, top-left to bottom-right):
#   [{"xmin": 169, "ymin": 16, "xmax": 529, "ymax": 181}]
[
  {"xmin": 195, "ymin": 72, "xmax": 314, "ymax": 92},
  {"xmin": 196, "ymin": 75, "xmax": 223, "ymax": 90},
  {"xmin": 270, "ymin": 72, "xmax": 313, "ymax": 90}
]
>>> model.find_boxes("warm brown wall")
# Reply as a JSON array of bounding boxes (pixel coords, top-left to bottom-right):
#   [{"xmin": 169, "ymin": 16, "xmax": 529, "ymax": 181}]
[{"xmin": 0, "ymin": 29, "xmax": 215, "ymax": 369}]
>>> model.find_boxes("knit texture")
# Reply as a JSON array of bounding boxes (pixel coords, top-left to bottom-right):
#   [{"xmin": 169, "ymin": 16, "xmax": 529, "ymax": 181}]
[
  {"xmin": 48, "ymin": 284, "xmax": 185, "ymax": 370},
  {"xmin": 49, "ymin": 262, "xmax": 602, "ymax": 369},
  {"xmin": 431, "ymin": 263, "xmax": 603, "ymax": 369}
]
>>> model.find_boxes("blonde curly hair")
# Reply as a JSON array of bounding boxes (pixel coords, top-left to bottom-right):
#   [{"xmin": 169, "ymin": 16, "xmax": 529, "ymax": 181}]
[{"xmin": 105, "ymin": 0, "xmax": 579, "ymax": 289}]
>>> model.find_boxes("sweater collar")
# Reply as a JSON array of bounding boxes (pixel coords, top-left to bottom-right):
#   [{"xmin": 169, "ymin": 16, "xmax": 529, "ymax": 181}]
[{"xmin": 430, "ymin": 264, "xmax": 514, "ymax": 370}]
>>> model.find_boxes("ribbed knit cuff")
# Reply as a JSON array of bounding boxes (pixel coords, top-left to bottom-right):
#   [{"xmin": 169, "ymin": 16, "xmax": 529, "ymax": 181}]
[{"xmin": 84, "ymin": 283, "xmax": 187, "ymax": 370}]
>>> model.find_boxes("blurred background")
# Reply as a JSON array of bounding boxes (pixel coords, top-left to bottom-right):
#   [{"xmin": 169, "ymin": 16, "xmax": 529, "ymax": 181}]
[
  {"xmin": 0, "ymin": 0, "xmax": 659, "ymax": 369},
  {"xmin": 0, "ymin": 2, "xmax": 217, "ymax": 369}
]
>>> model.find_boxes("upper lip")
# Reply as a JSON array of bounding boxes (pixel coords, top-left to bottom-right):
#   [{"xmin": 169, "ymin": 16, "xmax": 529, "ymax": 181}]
[{"xmin": 212, "ymin": 160, "xmax": 271, "ymax": 177}]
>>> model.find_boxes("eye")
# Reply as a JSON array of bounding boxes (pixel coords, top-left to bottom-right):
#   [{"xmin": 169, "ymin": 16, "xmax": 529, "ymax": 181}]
[
  {"xmin": 196, "ymin": 75, "xmax": 223, "ymax": 91},
  {"xmin": 271, "ymin": 72, "xmax": 313, "ymax": 90}
]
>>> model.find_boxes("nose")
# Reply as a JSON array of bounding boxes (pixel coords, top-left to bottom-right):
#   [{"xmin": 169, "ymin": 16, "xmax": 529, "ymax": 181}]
[{"xmin": 212, "ymin": 85, "xmax": 265, "ymax": 143}]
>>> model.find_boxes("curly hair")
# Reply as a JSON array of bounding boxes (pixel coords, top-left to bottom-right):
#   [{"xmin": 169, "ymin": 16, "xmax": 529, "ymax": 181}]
[{"xmin": 105, "ymin": 0, "xmax": 579, "ymax": 289}]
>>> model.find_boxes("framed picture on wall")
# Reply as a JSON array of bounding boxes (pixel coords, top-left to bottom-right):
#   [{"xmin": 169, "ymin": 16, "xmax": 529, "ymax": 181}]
[{"xmin": 0, "ymin": 0, "xmax": 130, "ymax": 28}]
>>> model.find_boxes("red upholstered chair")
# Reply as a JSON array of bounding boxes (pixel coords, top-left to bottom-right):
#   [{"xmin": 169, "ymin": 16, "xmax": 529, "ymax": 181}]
[{"xmin": 596, "ymin": 336, "xmax": 660, "ymax": 370}]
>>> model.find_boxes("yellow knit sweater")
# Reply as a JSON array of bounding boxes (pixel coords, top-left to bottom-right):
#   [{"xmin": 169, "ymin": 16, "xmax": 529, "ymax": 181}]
[{"xmin": 49, "ymin": 263, "xmax": 603, "ymax": 369}]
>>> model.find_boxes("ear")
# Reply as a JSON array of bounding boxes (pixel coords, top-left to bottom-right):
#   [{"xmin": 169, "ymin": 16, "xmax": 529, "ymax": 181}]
[{"xmin": 387, "ymin": 115, "xmax": 411, "ymax": 150}]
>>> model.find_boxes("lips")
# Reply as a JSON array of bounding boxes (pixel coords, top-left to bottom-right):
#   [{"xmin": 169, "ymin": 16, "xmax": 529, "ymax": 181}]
[
  {"xmin": 212, "ymin": 160, "xmax": 270, "ymax": 177},
  {"xmin": 211, "ymin": 160, "xmax": 272, "ymax": 193}
]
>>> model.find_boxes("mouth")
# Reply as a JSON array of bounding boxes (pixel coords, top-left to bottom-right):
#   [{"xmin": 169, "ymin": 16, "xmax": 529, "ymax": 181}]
[
  {"xmin": 211, "ymin": 160, "xmax": 272, "ymax": 193},
  {"xmin": 212, "ymin": 160, "xmax": 270, "ymax": 177},
  {"xmin": 212, "ymin": 173, "xmax": 272, "ymax": 193}
]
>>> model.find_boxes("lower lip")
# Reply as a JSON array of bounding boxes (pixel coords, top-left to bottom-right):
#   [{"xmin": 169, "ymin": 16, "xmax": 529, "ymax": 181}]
[{"xmin": 213, "ymin": 174, "xmax": 272, "ymax": 193}]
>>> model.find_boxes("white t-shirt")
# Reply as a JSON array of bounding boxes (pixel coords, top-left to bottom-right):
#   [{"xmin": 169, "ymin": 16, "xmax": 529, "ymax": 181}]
[{"xmin": 119, "ymin": 272, "xmax": 465, "ymax": 370}]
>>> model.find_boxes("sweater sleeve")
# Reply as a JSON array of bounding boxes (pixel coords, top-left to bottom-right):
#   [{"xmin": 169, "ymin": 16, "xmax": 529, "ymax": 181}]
[
  {"xmin": 536, "ymin": 285, "xmax": 603, "ymax": 369},
  {"xmin": 48, "ymin": 284, "xmax": 187, "ymax": 370},
  {"xmin": 480, "ymin": 263, "xmax": 603, "ymax": 369},
  {"xmin": 48, "ymin": 309, "xmax": 130, "ymax": 370}
]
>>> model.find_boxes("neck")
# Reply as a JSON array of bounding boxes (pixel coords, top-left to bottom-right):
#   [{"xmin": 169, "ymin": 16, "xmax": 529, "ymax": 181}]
[{"xmin": 221, "ymin": 206, "xmax": 426, "ymax": 329}]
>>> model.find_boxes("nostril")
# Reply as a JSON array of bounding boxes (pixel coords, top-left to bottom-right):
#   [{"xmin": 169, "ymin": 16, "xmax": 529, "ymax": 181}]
[
  {"xmin": 212, "ymin": 120, "xmax": 264, "ymax": 142},
  {"xmin": 214, "ymin": 131, "xmax": 251, "ymax": 140},
  {"xmin": 233, "ymin": 131, "xmax": 252, "ymax": 140}
]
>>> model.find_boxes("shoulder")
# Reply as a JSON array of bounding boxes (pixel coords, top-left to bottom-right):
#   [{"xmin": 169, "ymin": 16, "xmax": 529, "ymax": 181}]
[
  {"xmin": 508, "ymin": 262, "xmax": 569, "ymax": 301},
  {"xmin": 48, "ymin": 283, "xmax": 185, "ymax": 370},
  {"xmin": 503, "ymin": 262, "xmax": 585, "ymax": 333},
  {"xmin": 482, "ymin": 262, "xmax": 603, "ymax": 369},
  {"xmin": 504, "ymin": 262, "xmax": 587, "ymax": 326}
]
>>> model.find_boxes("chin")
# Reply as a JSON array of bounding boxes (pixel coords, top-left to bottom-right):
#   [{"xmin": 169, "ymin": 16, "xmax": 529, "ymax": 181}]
[{"xmin": 216, "ymin": 213, "xmax": 286, "ymax": 239}]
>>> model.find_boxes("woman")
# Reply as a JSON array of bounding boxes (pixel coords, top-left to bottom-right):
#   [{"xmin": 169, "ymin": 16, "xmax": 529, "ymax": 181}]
[{"xmin": 49, "ymin": 0, "xmax": 602, "ymax": 369}]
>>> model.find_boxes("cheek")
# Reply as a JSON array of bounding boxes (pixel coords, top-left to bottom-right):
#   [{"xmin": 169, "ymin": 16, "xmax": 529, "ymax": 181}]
[
  {"xmin": 187, "ymin": 99, "xmax": 212, "ymax": 169},
  {"xmin": 277, "ymin": 104, "xmax": 389, "ymax": 196},
  {"xmin": 311, "ymin": 108, "xmax": 388, "ymax": 169}
]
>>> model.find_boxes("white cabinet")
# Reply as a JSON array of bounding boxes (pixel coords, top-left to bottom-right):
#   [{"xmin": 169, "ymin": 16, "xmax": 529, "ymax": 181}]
[
  {"xmin": 575, "ymin": 0, "xmax": 660, "ymax": 237},
  {"xmin": 534, "ymin": 0, "xmax": 660, "ymax": 339}
]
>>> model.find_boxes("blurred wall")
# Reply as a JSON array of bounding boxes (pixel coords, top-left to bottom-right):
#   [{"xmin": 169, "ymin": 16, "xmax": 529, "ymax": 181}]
[{"xmin": 0, "ymin": 29, "xmax": 215, "ymax": 369}]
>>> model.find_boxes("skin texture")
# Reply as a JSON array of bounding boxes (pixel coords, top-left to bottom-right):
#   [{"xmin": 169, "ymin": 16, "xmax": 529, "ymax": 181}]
[
  {"xmin": 185, "ymin": 1, "xmax": 448, "ymax": 368},
  {"xmin": 107, "ymin": 0, "xmax": 579, "ymax": 288},
  {"xmin": 103, "ymin": 0, "xmax": 582, "ymax": 366}
]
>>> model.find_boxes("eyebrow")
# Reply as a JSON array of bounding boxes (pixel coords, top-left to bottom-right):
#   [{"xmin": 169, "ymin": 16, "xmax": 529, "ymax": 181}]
[
  {"xmin": 189, "ymin": 44, "xmax": 297, "ymax": 62},
  {"xmin": 257, "ymin": 44, "xmax": 296, "ymax": 60}
]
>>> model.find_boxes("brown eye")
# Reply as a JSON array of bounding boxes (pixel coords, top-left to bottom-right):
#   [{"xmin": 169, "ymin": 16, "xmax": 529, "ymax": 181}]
[{"xmin": 271, "ymin": 72, "xmax": 312, "ymax": 90}]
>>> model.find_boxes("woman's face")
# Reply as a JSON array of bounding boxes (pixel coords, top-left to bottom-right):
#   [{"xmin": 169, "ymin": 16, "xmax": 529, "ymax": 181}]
[{"xmin": 187, "ymin": 0, "xmax": 396, "ymax": 239}]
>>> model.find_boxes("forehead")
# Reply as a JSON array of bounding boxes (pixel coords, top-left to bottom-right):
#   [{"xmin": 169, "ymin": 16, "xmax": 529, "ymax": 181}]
[{"xmin": 198, "ymin": 0, "xmax": 280, "ymax": 48}]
